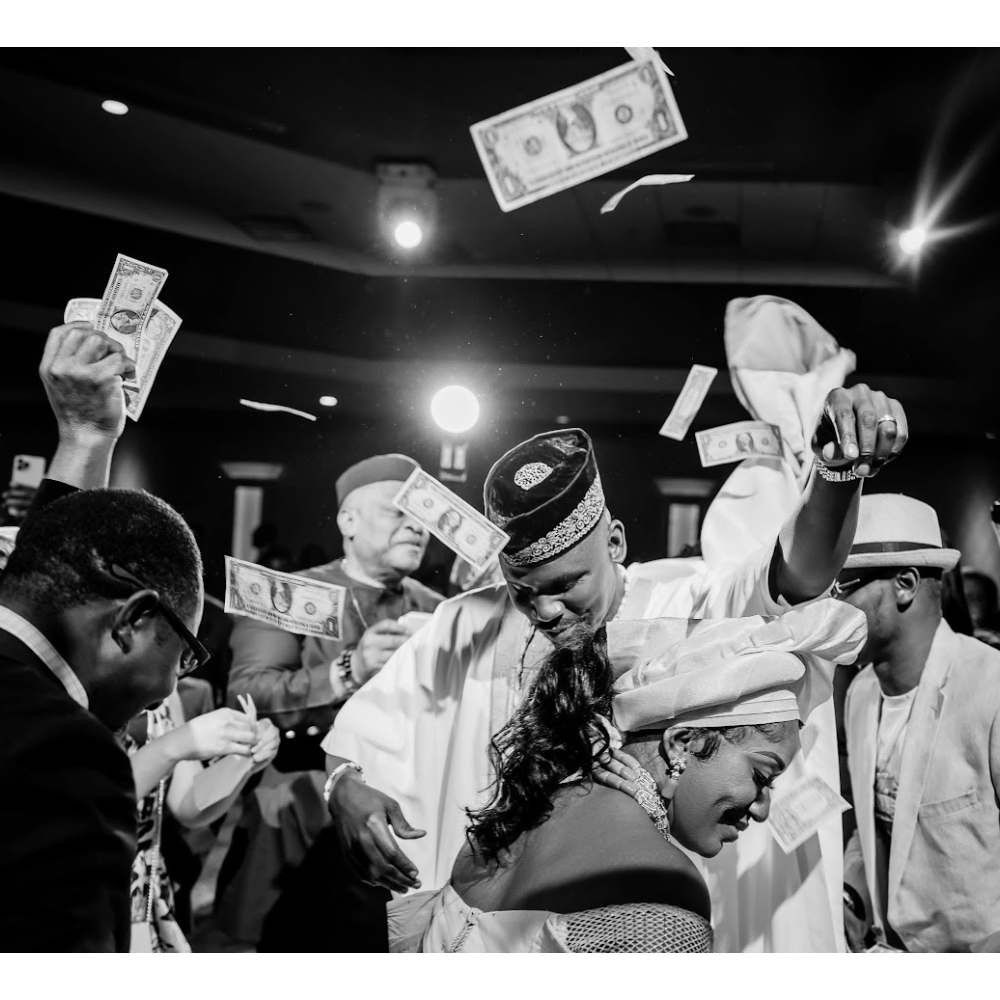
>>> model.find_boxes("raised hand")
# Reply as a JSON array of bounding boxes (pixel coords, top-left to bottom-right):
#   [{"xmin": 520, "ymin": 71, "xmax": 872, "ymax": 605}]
[
  {"xmin": 39, "ymin": 322, "xmax": 136, "ymax": 444},
  {"xmin": 812, "ymin": 384, "xmax": 908, "ymax": 479}
]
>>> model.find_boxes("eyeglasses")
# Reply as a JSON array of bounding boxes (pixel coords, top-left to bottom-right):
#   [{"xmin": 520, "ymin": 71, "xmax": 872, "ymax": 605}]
[
  {"xmin": 108, "ymin": 563, "xmax": 210, "ymax": 677},
  {"xmin": 831, "ymin": 576, "xmax": 870, "ymax": 600}
]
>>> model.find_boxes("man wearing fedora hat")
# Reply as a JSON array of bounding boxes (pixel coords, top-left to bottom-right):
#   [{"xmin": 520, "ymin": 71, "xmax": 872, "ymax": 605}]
[{"xmin": 837, "ymin": 493, "xmax": 1000, "ymax": 952}]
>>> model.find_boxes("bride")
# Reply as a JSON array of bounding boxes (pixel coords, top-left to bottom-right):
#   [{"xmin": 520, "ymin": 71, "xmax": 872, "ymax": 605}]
[{"xmin": 388, "ymin": 600, "xmax": 865, "ymax": 952}]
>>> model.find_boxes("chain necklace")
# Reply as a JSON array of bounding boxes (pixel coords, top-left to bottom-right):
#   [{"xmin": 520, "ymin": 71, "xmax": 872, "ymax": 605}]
[{"xmin": 632, "ymin": 762, "xmax": 671, "ymax": 842}]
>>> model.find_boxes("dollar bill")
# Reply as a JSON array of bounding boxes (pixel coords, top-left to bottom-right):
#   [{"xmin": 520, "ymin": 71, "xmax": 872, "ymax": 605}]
[
  {"xmin": 224, "ymin": 556, "xmax": 346, "ymax": 639},
  {"xmin": 659, "ymin": 364, "xmax": 718, "ymax": 440},
  {"xmin": 64, "ymin": 297, "xmax": 100, "ymax": 324},
  {"xmin": 696, "ymin": 420, "xmax": 783, "ymax": 467},
  {"xmin": 394, "ymin": 468, "xmax": 510, "ymax": 571},
  {"xmin": 128, "ymin": 300, "xmax": 182, "ymax": 421},
  {"xmin": 767, "ymin": 775, "xmax": 851, "ymax": 854},
  {"xmin": 64, "ymin": 296, "xmax": 181, "ymax": 422},
  {"xmin": 470, "ymin": 55, "xmax": 687, "ymax": 212},
  {"xmin": 94, "ymin": 254, "xmax": 168, "ymax": 388}
]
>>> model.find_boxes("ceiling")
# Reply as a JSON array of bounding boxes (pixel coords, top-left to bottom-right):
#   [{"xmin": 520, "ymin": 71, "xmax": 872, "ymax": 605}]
[{"xmin": 0, "ymin": 48, "xmax": 997, "ymax": 432}]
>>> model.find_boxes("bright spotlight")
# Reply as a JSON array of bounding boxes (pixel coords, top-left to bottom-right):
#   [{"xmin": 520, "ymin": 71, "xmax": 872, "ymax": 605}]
[
  {"xmin": 394, "ymin": 220, "xmax": 423, "ymax": 249},
  {"xmin": 319, "ymin": 395, "xmax": 338, "ymax": 407},
  {"xmin": 431, "ymin": 386, "xmax": 479, "ymax": 434},
  {"xmin": 898, "ymin": 226, "xmax": 927, "ymax": 256},
  {"xmin": 101, "ymin": 99, "xmax": 129, "ymax": 116}
]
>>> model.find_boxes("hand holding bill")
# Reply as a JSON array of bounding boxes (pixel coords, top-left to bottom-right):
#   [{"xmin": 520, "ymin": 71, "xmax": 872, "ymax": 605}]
[
  {"xmin": 812, "ymin": 384, "xmax": 908, "ymax": 478},
  {"xmin": 39, "ymin": 322, "xmax": 135, "ymax": 444}
]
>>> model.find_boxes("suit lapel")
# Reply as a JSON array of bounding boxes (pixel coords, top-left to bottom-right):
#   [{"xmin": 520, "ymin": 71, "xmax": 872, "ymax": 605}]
[
  {"xmin": 849, "ymin": 669, "xmax": 882, "ymax": 920},
  {"xmin": 887, "ymin": 621, "xmax": 955, "ymax": 903}
]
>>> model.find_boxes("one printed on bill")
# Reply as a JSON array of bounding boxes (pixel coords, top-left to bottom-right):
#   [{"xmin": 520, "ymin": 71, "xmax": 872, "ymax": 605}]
[
  {"xmin": 695, "ymin": 420, "xmax": 783, "ymax": 468},
  {"xmin": 470, "ymin": 55, "xmax": 687, "ymax": 212},
  {"xmin": 224, "ymin": 556, "xmax": 346, "ymax": 639},
  {"xmin": 393, "ymin": 468, "xmax": 510, "ymax": 571}
]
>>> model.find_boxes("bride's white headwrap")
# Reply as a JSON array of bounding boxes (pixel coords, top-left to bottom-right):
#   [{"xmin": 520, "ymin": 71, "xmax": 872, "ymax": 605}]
[{"xmin": 607, "ymin": 599, "xmax": 866, "ymax": 733}]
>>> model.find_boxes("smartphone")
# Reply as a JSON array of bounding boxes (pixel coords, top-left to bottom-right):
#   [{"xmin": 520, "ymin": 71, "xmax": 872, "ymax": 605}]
[{"xmin": 11, "ymin": 455, "xmax": 47, "ymax": 490}]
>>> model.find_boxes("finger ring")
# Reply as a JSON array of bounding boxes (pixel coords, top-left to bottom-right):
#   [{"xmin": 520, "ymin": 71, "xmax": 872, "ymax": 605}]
[{"xmin": 876, "ymin": 415, "xmax": 896, "ymax": 426}]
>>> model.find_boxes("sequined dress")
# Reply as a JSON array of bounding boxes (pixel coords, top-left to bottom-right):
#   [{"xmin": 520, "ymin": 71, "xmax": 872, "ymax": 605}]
[{"xmin": 388, "ymin": 885, "xmax": 713, "ymax": 953}]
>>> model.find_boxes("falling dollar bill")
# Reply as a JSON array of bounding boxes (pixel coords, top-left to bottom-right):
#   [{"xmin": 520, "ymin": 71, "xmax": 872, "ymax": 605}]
[
  {"xmin": 767, "ymin": 775, "xmax": 851, "ymax": 854},
  {"xmin": 470, "ymin": 55, "xmax": 687, "ymax": 212},
  {"xmin": 64, "ymin": 296, "xmax": 182, "ymax": 422},
  {"xmin": 224, "ymin": 556, "xmax": 346, "ymax": 639},
  {"xmin": 600, "ymin": 173, "xmax": 694, "ymax": 214},
  {"xmin": 696, "ymin": 420, "xmax": 783, "ymax": 468},
  {"xmin": 659, "ymin": 364, "xmax": 718, "ymax": 440},
  {"xmin": 94, "ymin": 254, "xmax": 168, "ymax": 389},
  {"xmin": 394, "ymin": 468, "xmax": 510, "ymax": 571}
]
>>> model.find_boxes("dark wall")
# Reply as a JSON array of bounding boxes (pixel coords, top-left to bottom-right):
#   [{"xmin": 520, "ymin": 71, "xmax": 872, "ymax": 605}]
[{"xmin": 3, "ymin": 402, "xmax": 997, "ymax": 596}]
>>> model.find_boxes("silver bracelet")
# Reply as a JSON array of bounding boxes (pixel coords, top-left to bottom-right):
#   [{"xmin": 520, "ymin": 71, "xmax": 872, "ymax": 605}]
[
  {"xmin": 817, "ymin": 462, "xmax": 858, "ymax": 483},
  {"xmin": 323, "ymin": 761, "xmax": 365, "ymax": 804}
]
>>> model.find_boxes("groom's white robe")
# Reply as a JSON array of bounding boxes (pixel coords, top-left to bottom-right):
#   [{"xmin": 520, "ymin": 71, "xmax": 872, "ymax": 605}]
[{"xmin": 324, "ymin": 544, "xmax": 844, "ymax": 952}]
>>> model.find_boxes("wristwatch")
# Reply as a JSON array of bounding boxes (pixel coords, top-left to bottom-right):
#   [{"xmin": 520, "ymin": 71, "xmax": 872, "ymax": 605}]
[{"xmin": 324, "ymin": 761, "xmax": 365, "ymax": 803}]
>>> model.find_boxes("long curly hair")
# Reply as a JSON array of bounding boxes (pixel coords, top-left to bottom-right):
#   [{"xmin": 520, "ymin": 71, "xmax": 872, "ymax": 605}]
[{"xmin": 465, "ymin": 629, "xmax": 615, "ymax": 868}]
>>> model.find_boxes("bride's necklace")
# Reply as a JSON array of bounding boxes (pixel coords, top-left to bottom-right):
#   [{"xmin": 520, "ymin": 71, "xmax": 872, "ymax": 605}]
[{"xmin": 632, "ymin": 762, "xmax": 671, "ymax": 842}]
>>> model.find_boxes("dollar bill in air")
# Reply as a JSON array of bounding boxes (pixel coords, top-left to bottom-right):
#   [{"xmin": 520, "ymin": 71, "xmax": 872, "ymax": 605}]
[
  {"xmin": 695, "ymin": 420, "xmax": 783, "ymax": 468},
  {"xmin": 767, "ymin": 775, "xmax": 851, "ymax": 854},
  {"xmin": 470, "ymin": 55, "xmax": 687, "ymax": 212},
  {"xmin": 659, "ymin": 364, "xmax": 718, "ymax": 441},
  {"xmin": 224, "ymin": 556, "xmax": 347, "ymax": 639},
  {"xmin": 393, "ymin": 468, "xmax": 510, "ymax": 571}
]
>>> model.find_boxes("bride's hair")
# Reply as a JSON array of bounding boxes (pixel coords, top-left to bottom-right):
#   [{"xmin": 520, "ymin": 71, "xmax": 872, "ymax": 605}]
[{"xmin": 465, "ymin": 629, "xmax": 614, "ymax": 867}]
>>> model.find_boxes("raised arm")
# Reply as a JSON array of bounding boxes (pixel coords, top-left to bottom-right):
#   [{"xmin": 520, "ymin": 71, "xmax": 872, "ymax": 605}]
[
  {"xmin": 37, "ymin": 321, "xmax": 134, "ymax": 491},
  {"xmin": 773, "ymin": 384, "xmax": 908, "ymax": 604}
]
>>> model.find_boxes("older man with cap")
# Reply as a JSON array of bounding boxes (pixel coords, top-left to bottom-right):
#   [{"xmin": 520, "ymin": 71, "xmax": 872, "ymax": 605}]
[
  {"xmin": 324, "ymin": 383, "xmax": 906, "ymax": 951},
  {"xmin": 837, "ymin": 494, "xmax": 1000, "ymax": 952},
  {"xmin": 216, "ymin": 453, "xmax": 444, "ymax": 945}
]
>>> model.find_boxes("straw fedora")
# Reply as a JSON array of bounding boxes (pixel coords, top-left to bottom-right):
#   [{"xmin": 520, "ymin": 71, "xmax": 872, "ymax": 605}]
[{"xmin": 843, "ymin": 494, "xmax": 960, "ymax": 571}]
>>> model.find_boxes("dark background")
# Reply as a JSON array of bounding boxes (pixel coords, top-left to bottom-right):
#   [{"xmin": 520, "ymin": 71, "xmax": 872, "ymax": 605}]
[{"xmin": 0, "ymin": 48, "xmax": 997, "ymax": 594}]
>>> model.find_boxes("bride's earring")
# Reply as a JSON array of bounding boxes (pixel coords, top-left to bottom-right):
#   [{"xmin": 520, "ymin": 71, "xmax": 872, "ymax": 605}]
[{"xmin": 667, "ymin": 755, "xmax": 687, "ymax": 783}]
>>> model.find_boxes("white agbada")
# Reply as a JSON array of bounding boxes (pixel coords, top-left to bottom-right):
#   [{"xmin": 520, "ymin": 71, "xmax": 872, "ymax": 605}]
[{"xmin": 322, "ymin": 543, "xmax": 835, "ymax": 939}]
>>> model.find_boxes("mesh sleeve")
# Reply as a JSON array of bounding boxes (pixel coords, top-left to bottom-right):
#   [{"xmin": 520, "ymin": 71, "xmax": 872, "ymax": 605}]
[{"xmin": 551, "ymin": 903, "xmax": 713, "ymax": 953}]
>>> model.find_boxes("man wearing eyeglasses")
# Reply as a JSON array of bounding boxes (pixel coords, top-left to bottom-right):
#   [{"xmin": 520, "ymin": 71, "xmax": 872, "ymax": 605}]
[
  {"xmin": 0, "ymin": 322, "xmax": 207, "ymax": 951},
  {"xmin": 836, "ymin": 494, "xmax": 1000, "ymax": 952}
]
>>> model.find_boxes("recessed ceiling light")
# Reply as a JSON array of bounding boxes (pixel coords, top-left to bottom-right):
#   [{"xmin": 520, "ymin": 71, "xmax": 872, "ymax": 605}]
[
  {"xmin": 319, "ymin": 395, "xmax": 338, "ymax": 407},
  {"xmin": 555, "ymin": 415, "xmax": 571, "ymax": 425},
  {"xmin": 101, "ymin": 99, "xmax": 129, "ymax": 116}
]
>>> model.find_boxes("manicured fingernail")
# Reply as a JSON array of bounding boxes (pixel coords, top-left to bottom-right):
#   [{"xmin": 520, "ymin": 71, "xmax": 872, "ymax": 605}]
[
  {"xmin": 622, "ymin": 782, "xmax": 637, "ymax": 795},
  {"xmin": 846, "ymin": 444, "xmax": 858, "ymax": 458},
  {"xmin": 623, "ymin": 768, "xmax": 637, "ymax": 781}
]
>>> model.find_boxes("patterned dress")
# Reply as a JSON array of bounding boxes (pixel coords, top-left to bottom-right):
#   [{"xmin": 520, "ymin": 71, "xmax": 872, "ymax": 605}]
[{"xmin": 123, "ymin": 702, "xmax": 190, "ymax": 953}]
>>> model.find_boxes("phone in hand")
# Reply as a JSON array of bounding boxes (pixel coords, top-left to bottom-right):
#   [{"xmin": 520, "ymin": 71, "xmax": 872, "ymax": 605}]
[{"xmin": 11, "ymin": 455, "xmax": 46, "ymax": 490}]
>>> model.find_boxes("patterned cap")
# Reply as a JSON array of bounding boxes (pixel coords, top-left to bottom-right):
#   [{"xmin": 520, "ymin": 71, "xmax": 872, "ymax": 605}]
[{"xmin": 484, "ymin": 428, "xmax": 605, "ymax": 567}]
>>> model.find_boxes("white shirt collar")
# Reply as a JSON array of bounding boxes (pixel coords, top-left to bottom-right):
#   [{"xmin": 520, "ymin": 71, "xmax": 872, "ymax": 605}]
[{"xmin": 0, "ymin": 606, "xmax": 89, "ymax": 709}]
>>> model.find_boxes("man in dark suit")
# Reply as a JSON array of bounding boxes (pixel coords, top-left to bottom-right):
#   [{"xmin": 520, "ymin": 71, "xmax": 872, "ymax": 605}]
[{"xmin": 0, "ymin": 322, "xmax": 206, "ymax": 951}]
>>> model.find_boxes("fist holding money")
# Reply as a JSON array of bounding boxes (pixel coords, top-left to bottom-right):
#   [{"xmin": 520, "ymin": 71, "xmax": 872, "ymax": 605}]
[
  {"xmin": 39, "ymin": 322, "xmax": 136, "ymax": 445},
  {"xmin": 812, "ymin": 384, "xmax": 908, "ymax": 478}
]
